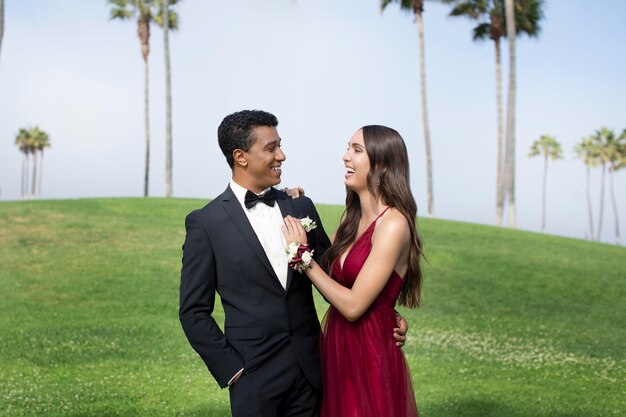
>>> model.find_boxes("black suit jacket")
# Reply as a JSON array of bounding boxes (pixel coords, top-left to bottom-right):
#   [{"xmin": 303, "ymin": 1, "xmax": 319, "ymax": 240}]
[{"xmin": 179, "ymin": 186, "xmax": 331, "ymax": 389}]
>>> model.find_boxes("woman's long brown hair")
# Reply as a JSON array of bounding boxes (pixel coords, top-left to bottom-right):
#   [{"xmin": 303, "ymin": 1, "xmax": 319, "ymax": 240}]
[{"xmin": 322, "ymin": 125, "xmax": 423, "ymax": 308}]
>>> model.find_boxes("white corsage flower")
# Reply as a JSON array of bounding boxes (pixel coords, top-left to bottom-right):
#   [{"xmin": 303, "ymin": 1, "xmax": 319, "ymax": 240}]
[
  {"xmin": 286, "ymin": 242, "xmax": 299, "ymax": 258},
  {"xmin": 301, "ymin": 250, "xmax": 313, "ymax": 265}
]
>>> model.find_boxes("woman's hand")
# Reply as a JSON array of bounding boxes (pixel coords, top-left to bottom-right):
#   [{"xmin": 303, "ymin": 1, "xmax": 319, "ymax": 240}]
[
  {"xmin": 282, "ymin": 215, "xmax": 308, "ymax": 246},
  {"xmin": 281, "ymin": 186, "xmax": 305, "ymax": 199}
]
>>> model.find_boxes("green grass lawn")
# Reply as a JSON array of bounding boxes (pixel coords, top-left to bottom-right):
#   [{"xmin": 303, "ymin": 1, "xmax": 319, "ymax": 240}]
[{"xmin": 0, "ymin": 198, "xmax": 624, "ymax": 417}]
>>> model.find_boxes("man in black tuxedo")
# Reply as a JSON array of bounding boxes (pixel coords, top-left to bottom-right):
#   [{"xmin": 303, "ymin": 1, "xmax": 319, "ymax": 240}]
[{"xmin": 180, "ymin": 110, "xmax": 406, "ymax": 417}]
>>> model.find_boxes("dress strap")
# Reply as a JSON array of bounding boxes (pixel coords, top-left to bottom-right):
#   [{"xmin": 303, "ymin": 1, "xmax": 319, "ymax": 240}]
[{"xmin": 374, "ymin": 206, "xmax": 391, "ymax": 222}]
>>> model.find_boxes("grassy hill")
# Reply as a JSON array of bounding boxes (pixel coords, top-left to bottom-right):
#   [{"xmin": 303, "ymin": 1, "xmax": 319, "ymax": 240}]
[{"xmin": 0, "ymin": 198, "xmax": 624, "ymax": 417}]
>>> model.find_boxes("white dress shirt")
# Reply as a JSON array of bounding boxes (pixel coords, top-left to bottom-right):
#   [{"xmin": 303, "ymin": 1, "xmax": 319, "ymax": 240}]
[
  {"xmin": 229, "ymin": 180, "xmax": 289, "ymax": 289},
  {"xmin": 227, "ymin": 180, "xmax": 289, "ymax": 386}
]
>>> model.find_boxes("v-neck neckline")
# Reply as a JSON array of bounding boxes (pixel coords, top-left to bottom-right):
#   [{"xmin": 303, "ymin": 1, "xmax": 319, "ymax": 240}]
[{"xmin": 338, "ymin": 207, "xmax": 390, "ymax": 273}]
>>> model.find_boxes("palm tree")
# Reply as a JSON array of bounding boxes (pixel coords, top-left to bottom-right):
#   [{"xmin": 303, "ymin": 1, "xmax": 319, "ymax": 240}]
[
  {"xmin": 528, "ymin": 135, "xmax": 562, "ymax": 232},
  {"xmin": 503, "ymin": 0, "xmax": 516, "ymax": 227},
  {"xmin": 446, "ymin": 0, "xmax": 543, "ymax": 225},
  {"xmin": 574, "ymin": 136, "xmax": 600, "ymax": 240},
  {"xmin": 155, "ymin": 0, "xmax": 180, "ymax": 198},
  {"xmin": 109, "ymin": 0, "xmax": 159, "ymax": 197},
  {"xmin": 24, "ymin": 130, "xmax": 37, "ymax": 199},
  {"xmin": 15, "ymin": 127, "xmax": 51, "ymax": 199},
  {"xmin": 596, "ymin": 128, "xmax": 626, "ymax": 244},
  {"xmin": 381, "ymin": 0, "xmax": 435, "ymax": 215},
  {"xmin": 15, "ymin": 128, "xmax": 31, "ymax": 199},
  {"xmin": 109, "ymin": 0, "xmax": 179, "ymax": 197},
  {"xmin": 32, "ymin": 127, "xmax": 51, "ymax": 198},
  {"xmin": 592, "ymin": 127, "xmax": 617, "ymax": 242}
]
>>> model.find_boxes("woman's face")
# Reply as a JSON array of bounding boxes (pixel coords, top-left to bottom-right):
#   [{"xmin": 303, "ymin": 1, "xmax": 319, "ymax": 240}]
[{"xmin": 343, "ymin": 129, "xmax": 371, "ymax": 192}]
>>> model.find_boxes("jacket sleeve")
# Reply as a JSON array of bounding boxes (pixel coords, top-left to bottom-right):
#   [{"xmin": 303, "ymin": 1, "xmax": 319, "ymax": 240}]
[{"xmin": 179, "ymin": 211, "xmax": 243, "ymax": 388}]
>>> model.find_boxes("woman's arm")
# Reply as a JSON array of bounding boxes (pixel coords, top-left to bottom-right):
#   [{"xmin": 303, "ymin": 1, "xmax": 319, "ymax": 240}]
[{"xmin": 283, "ymin": 213, "xmax": 410, "ymax": 322}]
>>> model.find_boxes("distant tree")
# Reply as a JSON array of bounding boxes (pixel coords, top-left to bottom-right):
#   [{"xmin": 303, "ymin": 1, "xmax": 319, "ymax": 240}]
[
  {"xmin": 528, "ymin": 134, "xmax": 562, "ymax": 232},
  {"xmin": 380, "ymin": 0, "xmax": 435, "ymax": 215},
  {"xmin": 33, "ymin": 127, "xmax": 51, "ymax": 197},
  {"xmin": 15, "ymin": 128, "xmax": 31, "ymax": 199},
  {"xmin": 155, "ymin": 0, "xmax": 180, "ymax": 198},
  {"xmin": 109, "ymin": 0, "xmax": 151, "ymax": 197},
  {"xmin": 574, "ymin": 136, "xmax": 600, "ymax": 240},
  {"xmin": 14, "ymin": 126, "xmax": 50, "ymax": 199},
  {"xmin": 592, "ymin": 127, "xmax": 618, "ymax": 242},
  {"xmin": 503, "ymin": 0, "xmax": 516, "ymax": 227},
  {"xmin": 109, "ymin": 0, "xmax": 179, "ymax": 197},
  {"xmin": 109, "ymin": 0, "xmax": 158, "ymax": 197},
  {"xmin": 446, "ymin": 0, "xmax": 543, "ymax": 225},
  {"xmin": 597, "ymin": 128, "xmax": 626, "ymax": 244}
]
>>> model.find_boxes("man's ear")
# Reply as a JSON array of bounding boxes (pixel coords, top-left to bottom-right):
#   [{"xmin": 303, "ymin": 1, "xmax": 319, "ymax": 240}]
[{"xmin": 233, "ymin": 149, "xmax": 247, "ymax": 167}]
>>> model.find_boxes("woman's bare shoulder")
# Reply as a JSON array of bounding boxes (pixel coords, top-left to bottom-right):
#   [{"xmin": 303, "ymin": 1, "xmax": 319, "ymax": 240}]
[{"xmin": 373, "ymin": 208, "xmax": 410, "ymax": 241}]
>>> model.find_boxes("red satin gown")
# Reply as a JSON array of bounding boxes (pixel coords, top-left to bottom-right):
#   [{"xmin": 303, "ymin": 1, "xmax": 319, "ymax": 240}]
[{"xmin": 320, "ymin": 212, "xmax": 419, "ymax": 417}]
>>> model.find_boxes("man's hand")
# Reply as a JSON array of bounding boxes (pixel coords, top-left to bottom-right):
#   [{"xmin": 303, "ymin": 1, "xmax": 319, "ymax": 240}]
[
  {"xmin": 393, "ymin": 314, "xmax": 408, "ymax": 347},
  {"xmin": 282, "ymin": 186, "xmax": 305, "ymax": 199}
]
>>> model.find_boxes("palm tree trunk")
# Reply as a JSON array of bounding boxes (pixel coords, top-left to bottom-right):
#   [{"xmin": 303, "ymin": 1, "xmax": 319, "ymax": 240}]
[
  {"xmin": 494, "ymin": 37, "xmax": 505, "ymax": 226},
  {"xmin": 138, "ymin": 15, "xmax": 151, "ymax": 198},
  {"xmin": 21, "ymin": 152, "xmax": 27, "ymax": 199},
  {"xmin": 164, "ymin": 0, "xmax": 173, "ymax": 198},
  {"xmin": 31, "ymin": 152, "xmax": 38, "ymax": 199},
  {"xmin": 609, "ymin": 168, "xmax": 620, "ymax": 245},
  {"xmin": 143, "ymin": 57, "xmax": 150, "ymax": 197},
  {"xmin": 541, "ymin": 155, "xmax": 548, "ymax": 232},
  {"xmin": 415, "ymin": 11, "xmax": 434, "ymax": 215},
  {"xmin": 504, "ymin": 0, "xmax": 517, "ymax": 228},
  {"xmin": 38, "ymin": 150, "xmax": 44, "ymax": 198},
  {"xmin": 586, "ymin": 165, "xmax": 594, "ymax": 240},
  {"xmin": 597, "ymin": 162, "xmax": 606, "ymax": 241},
  {"xmin": 0, "ymin": 0, "xmax": 4, "ymax": 64}
]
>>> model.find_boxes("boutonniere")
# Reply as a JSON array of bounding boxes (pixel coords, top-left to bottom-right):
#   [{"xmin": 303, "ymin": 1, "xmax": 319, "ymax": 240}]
[{"xmin": 300, "ymin": 216, "xmax": 317, "ymax": 232}]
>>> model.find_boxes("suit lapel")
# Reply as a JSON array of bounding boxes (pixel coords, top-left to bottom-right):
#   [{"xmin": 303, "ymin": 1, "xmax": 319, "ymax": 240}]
[
  {"xmin": 276, "ymin": 192, "xmax": 297, "ymax": 292},
  {"xmin": 221, "ymin": 186, "xmax": 281, "ymax": 286}
]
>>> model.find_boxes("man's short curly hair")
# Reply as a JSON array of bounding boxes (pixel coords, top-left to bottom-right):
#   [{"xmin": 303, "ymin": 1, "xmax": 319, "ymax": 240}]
[{"xmin": 218, "ymin": 110, "xmax": 279, "ymax": 168}]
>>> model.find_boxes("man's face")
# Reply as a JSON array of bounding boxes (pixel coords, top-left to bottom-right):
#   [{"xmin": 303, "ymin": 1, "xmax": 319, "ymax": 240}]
[{"xmin": 241, "ymin": 126, "xmax": 286, "ymax": 193}]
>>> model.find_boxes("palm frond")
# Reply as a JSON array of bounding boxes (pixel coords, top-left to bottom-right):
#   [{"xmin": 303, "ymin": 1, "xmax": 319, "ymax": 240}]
[
  {"xmin": 380, "ymin": 0, "xmax": 417, "ymax": 14},
  {"xmin": 514, "ymin": 0, "xmax": 543, "ymax": 38},
  {"xmin": 15, "ymin": 128, "xmax": 30, "ymax": 151},
  {"xmin": 446, "ymin": 0, "xmax": 499, "ymax": 41},
  {"xmin": 574, "ymin": 136, "xmax": 601, "ymax": 168},
  {"xmin": 380, "ymin": 0, "xmax": 394, "ymax": 12},
  {"xmin": 472, "ymin": 22, "xmax": 491, "ymax": 40},
  {"xmin": 110, "ymin": 7, "xmax": 133, "ymax": 20},
  {"xmin": 154, "ymin": 8, "xmax": 179, "ymax": 30},
  {"xmin": 108, "ymin": 0, "xmax": 128, "ymax": 7},
  {"xmin": 449, "ymin": 0, "xmax": 487, "ymax": 19},
  {"xmin": 529, "ymin": 135, "xmax": 562, "ymax": 160}
]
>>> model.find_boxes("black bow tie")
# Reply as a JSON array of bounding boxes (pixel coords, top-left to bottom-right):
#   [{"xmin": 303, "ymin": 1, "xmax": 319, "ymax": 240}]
[{"xmin": 244, "ymin": 188, "xmax": 277, "ymax": 209}]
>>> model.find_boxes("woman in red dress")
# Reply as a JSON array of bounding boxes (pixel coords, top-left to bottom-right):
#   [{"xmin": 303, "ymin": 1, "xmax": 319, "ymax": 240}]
[{"xmin": 283, "ymin": 125, "xmax": 423, "ymax": 417}]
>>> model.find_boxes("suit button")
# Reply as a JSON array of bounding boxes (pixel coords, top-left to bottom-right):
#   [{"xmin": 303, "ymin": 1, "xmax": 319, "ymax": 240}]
[{"xmin": 288, "ymin": 330, "xmax": 294, "ymax": 336}]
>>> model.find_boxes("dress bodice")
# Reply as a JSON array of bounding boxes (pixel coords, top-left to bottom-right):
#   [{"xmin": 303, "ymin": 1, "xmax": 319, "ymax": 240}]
[{"xmin": 331, "ymin": 211, "xmax": 404, "ymax": 310}]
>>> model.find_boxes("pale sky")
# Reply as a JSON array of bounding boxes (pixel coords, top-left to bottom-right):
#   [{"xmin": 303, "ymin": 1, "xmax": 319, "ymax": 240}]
[{"xmin": 1, "ymin": 0, "xmax": 625, "ymax": 244}]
